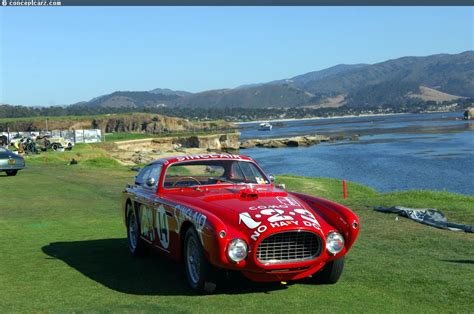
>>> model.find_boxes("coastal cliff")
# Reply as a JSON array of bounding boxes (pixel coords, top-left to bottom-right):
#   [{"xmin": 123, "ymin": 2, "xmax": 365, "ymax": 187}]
[
  {"xmin": 0, "ymin": 113, "xmax": 233, "ymax": 133},
  {"xmin": 111, "ymin": 132, "xmax": 240, "ymax": 164}
]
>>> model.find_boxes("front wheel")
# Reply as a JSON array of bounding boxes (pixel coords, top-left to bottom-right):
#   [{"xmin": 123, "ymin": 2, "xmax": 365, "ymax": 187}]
[
  {"xmin": 184, "ymin": 228, "xmax": 219, "ymax": 294},
  {"xmin": 51, "ymin": 143, "xmax": 60, "ymax": 151},
  {"xmin": 5, "ymin": 170, "xmax": 18, "ymax": 176},
  {"xmin": 312, "ymin": 256, "xmax": 345, "ymax": 284},
  {"xmin": 126, "ymin": 204, "xmax": 146, "ymax": 256}
]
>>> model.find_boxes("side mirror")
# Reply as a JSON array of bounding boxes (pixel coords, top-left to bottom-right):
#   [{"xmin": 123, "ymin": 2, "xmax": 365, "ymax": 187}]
[
  {"xmin": 146, "ymin": 177, "xmax": 156, "ymax": 187},
  {"xmin": 268, "ymin": 174, "xmax": 276, "ymax": 183},
  {"xmin": 276, "ymin": 183, "xmax": 286, "ymax": 190}
]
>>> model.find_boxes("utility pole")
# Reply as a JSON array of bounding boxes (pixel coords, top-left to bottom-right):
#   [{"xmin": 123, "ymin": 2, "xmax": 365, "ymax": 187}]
[{"xmin": 45, "ymin": 119, "xmax": 49, "ymax": 133}]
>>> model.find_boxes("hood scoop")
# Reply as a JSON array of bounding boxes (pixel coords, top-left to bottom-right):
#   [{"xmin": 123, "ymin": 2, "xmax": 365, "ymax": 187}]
[{"xmin": 239, "ymin": 187, "xmax": 259, "ymax": 200}]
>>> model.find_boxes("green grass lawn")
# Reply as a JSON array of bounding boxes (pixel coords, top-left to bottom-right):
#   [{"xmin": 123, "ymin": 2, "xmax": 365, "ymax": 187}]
[{"xmin": 0, "ymin": 163, "xmax": 472, "ymax": 312}]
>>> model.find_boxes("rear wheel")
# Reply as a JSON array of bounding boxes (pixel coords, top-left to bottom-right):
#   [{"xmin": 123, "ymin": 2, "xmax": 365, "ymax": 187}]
[
  {"xmin": 126, "ymin": 204, "xmax": 146, "ymax": 256},
  {"xmin": 312, "ymin": 256, "xmax": 345, "ymax": 284},
  {"xmin": 51, "ymin": 143, "xmax": 60, "ymax": 151},
  {"xmin": 184, "ymin": 227, "xmax": 219, "ymax": 294},
  {"xmin": 5, "ymin": 170, "xmax": 18, "ymax": 176}
]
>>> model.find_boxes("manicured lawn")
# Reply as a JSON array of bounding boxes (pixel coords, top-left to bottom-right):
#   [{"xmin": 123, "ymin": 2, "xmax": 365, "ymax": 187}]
[{"xmin": 0, "ymin": 164, "xmax": 472, "ymax": 312}]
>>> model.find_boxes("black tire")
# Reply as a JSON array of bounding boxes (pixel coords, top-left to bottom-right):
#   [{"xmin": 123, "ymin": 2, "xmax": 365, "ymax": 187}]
[
  {"xmin": 184, "ymin": 227, "xmax": 219, "ymax": 294},
  {"xmin": 51, "ymin": 143, "xmax": 60, "ymax": 151},
  {"xmin": 126, "ymin": 203, "xmax": 146, "ymax": 257},
  {"xmin": 312, "ymin": 256, "xmax": 345, "ymax": 284},
  {"xmin": 5, "ymin": 170, "xmax": 18, "ymax": 176}
]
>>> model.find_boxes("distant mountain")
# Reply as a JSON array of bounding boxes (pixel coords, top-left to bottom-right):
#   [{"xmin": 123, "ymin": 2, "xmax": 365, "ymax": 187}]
[
  {"xmin": 81, "ymin": 91, "xmax": 181, "ymax": 109},
  {"xmin": 71, "ymin": 51, "xmax": 473, "ymax": 110},
  {"xmin": 148, "ymin": 88, "xmax": 193, "ymax": 97},
  {"xmin": 301, "ymin": 51, "xmax": 474, "ymax": 105},
  {"xmin": 273, "ymin": 63, "xmax": 369, "ymax": 87}
]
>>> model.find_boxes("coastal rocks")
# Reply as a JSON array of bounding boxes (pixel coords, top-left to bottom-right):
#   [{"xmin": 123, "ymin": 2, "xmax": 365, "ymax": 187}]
[
  {"xmin": 114, "ymin": 132, "xmax": 240, "ymax": 152},
  {"xmin": 240, "ymin": 135, "xmax": 330, "ymax": 149},
  {"xmin": 111, "ymin": 132, "xmax": 240, "ymax": 165},
  {"xmin": 173, "ymin": 133, "xmax": 241, "ymax": 151}
]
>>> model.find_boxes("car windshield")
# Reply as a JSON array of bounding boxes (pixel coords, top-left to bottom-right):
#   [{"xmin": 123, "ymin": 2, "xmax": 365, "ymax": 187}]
[{"xmin": 163, "ymin": 160, "xmax": 269, "ymax": 188}]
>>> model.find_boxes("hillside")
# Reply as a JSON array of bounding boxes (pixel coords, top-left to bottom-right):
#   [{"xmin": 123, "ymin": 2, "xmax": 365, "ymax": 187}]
[
  {"xmin": 177, "ymin": 51, "xmax": 471, "ymax": 108},
  {"xmin": 1, "ymin": 51, "xmax": 472, "ymax": 116},
  {"xmin": 60, "ymin": 51, "xmax": 474, "ymax": 110}
]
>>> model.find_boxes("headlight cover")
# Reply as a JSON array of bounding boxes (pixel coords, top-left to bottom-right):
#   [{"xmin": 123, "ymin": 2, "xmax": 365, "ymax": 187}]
[
  {"xmin": 326, "ymin": 232, "xmax": 345, "ymax": 255},
  {"xmin": 227, "ymin": 238, "xmax": 248, "ymax": 262}
]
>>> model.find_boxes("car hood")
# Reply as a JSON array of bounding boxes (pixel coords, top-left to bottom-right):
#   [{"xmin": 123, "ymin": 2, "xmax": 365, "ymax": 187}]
[
  {"xmin": 163, "ymin": 185, "xmax": 328, "ymax": 241},
  {"xmin": 0, "ymin": 149, "xmax": 22, "ymax": 159}
]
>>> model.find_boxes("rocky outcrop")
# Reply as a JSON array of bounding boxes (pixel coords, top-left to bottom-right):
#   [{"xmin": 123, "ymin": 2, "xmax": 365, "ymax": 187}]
[
  {"xmin": 111, "ymin": 132, "xmax": 240, "ymax": 165},
  {"xmin": 240, "ymin": 135, "xmax": 330, "ymax": 149},
  {"xmin": 115, "ymin": 132, "xmax": 240, "ymax": 152},
  {"xmin": 0, "ymin": 113, "xmax": 233, "ymax": 134}
]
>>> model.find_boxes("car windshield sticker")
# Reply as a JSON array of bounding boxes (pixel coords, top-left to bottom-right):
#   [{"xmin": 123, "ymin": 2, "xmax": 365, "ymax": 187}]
[{"xmin": 255, "ymin": 177, "xmax": 266, "ymax": 184}]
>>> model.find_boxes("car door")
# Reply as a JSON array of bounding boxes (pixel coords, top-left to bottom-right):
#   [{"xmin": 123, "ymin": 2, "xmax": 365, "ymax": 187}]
[{"xmin": 133, "ymin": 164, "xmax": 173, "ymax": 253}]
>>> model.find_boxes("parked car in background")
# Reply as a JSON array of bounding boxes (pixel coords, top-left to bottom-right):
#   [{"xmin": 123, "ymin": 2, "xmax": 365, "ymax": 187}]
[
  {"xmin": 35, "ymin": 135, "xmax": 74, "ymax": 151},
  {"xmin": 122, "ymin": 154, "xmax": 360, "ymax": 294},
  {"xmin": 0, "ymin": 147, "xmax": 25, "ymax": 176}
]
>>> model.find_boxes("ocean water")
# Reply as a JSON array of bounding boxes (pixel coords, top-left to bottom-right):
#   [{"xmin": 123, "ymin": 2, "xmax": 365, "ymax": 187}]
[{"xmin": 240, "ymin": 112, "xmax": 474, "ymax": 195}]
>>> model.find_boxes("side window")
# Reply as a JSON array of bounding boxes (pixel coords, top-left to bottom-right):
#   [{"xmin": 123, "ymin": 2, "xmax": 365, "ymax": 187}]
[
  {"xmin": 146, "ymin": 164, "xmax": 162, "ymax": 188},
  {"xmin": 135, "ymin": 166, "xmax": 152, "ymax": 186}
]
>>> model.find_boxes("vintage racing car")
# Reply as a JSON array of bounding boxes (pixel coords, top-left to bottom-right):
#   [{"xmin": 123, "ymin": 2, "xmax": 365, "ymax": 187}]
[
  {"xmin": 0, "ymin": 147, "xmax": 25, "ymax": 176},
  {"xmin": 122, "ymin": 154, "xmax": 359, "ymax": 293}
]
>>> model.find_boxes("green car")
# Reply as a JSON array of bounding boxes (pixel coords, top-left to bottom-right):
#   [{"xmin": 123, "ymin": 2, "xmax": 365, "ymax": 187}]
[{"xmin": 0, "ymin": 147, "xmax": 25, "ymax": 176}]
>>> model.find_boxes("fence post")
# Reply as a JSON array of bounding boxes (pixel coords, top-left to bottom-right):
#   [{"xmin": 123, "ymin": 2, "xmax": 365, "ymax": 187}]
[{"xmin": 343, "ymin": 180, "xmax": 347, "ymax": 199}]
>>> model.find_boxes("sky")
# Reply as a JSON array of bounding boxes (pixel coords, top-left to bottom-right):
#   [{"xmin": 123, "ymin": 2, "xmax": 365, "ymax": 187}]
[{"xmin": 0, "ymin": 6, "xmax": 473, "ymax": 107}]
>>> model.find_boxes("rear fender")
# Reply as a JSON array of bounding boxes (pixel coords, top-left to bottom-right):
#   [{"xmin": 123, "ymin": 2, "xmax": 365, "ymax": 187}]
[{"xmin": 291, "ymin": 192, "xmax": 360, "ymax": 250}]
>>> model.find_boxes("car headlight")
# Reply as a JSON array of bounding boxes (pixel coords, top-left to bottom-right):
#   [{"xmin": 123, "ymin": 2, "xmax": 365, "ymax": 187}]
[
  {"xmin": 326, "ymin": 232, "xmax": 345, "ymax": 255},
  {"xmin": 227, "ymin": 238, "xmax": 248, "ymax": 262}
]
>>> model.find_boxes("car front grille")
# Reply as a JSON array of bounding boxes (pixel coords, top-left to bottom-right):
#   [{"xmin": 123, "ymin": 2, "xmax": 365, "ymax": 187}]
[{"xmin": 256, "ymin": 231, "xmax": 322, "ymax": 265}]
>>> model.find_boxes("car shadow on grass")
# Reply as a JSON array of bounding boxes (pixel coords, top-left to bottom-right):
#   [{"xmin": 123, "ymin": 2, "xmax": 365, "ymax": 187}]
[{"xmin": 41, "ymin": 238, "xmax": 288, "ymax": 296}]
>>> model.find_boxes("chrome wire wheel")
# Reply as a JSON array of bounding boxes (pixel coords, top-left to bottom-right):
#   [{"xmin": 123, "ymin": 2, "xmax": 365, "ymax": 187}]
[
  {"xmin": 186, "ymin": 236, "xmax": 201, "ymax": 285},
  {"xmin": 128, "ymin": 210, "xmax": 138, "ymax": 252}
]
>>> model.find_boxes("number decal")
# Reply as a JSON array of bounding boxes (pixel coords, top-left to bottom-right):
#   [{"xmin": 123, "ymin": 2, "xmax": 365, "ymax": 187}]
[
  {"xmin": 156, "ymin": 205, "xmax": 170, "ymax": 249},
  {"xmin": 140, "ymin": 205, "xmax": 155, "ymax": 241}
]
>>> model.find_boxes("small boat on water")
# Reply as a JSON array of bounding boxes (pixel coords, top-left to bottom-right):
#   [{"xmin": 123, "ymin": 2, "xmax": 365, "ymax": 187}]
[{"xmin": 258, "ymin": 121, "xmax": 273, "ymax": 131}]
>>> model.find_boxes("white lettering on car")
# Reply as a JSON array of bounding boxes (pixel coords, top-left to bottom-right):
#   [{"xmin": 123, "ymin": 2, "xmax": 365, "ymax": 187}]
[
  {"xmin": 156, "ymin": 205, "xmax": 170, "ymax": 249},
  {"xmin": 140, "ymin": 205, "xmax": 155, "ymax": 241},
  {"xmin": 174, "ymin": 204, "xmax": 208, "ymax": 243},
  {"xmin": 240, "ymin": 201, "xmax": 322, "ymax": 240},
  {"xmin": 176, "ymin": 154, "xmax": 243, "ymax": 162},
  {"xmin": 239, "ymin": 212, "xmax": 261, "ymax": 229},
  {"xmin": 250, "ymin": 225, "xmax": 268, "ymax": 241}
]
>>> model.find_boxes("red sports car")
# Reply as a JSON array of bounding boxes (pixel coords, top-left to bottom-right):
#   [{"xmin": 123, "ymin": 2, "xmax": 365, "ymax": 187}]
[{"xmin": 122, "ymin": 154, "xmax": 359, "ymax": 294}]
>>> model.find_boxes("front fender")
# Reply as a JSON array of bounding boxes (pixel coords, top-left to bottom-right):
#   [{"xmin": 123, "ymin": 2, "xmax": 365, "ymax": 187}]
[{"xmin": 291, "ymin": 192, "xmax": 360, "ymax": 250}]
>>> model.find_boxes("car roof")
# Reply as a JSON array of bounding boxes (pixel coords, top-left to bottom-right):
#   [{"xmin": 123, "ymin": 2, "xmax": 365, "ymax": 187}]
[{"xmin": 150, "ymin": 153, "xmax": 254, "ymax": 166}]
